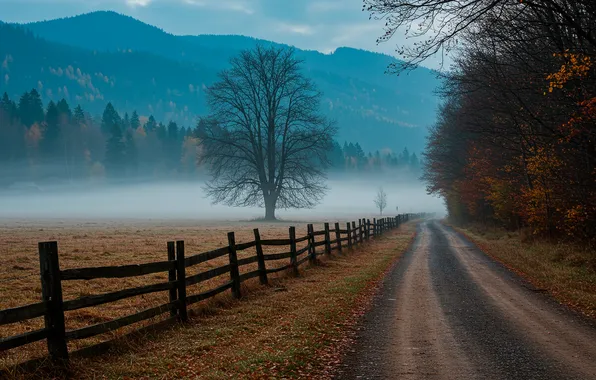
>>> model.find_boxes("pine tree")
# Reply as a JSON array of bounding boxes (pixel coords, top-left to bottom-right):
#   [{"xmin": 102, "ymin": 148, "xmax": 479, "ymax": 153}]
[
  {"xmin": 354, "ymin": 143, "xmax": 366, "ymax": 168},
  {"xmin": 56, "ymin": 99, "xmax": 72, "ymax": 120},
  {"xmin": 329, "ymin": 140, "xmax": 344, "ymax": 168},
  {"xmin": 1, "ymin": 93, "xmax": 11, "ymax": 115},
  {"xmin": 130, "ymin": 111, "xmax": 140, "ymax": 131},
  {"xmin": 104, "ymin": 122, "xmax": 125, "ymax": 177},
  {"xmin": 125, "ymin": 129, "xmax": 138, "ymax": 176},
  {"xmin": 410, "ymin": 152, "xmax": 419, "ymax": 169},
  {"xmin": 101, "ymin": 102, "xmax": 121, "ymax": 135},
  {"xmin": 400, "ymin": 147, "xmax": 410, "ymax": 166},
  {"xmin": 167, "ymin": 121, "xmax": 180, "ymax": 170},
  {"xmin": 73, "ymin": 105, "xmax": 85, "ymax": 125},
  {"xmin": 156, "ymin": 122, "xmax": 166, "ymax": 142},
  {"xmin": 144, "ymin": 115, "xmax": 157, "ymax": 133},
  {"xmin": 41, "ymin": 101, "xmax": 61, "ymax": 158},
  {"xmin": 123, "ymin": 112, "xmax": 130, "ymax": 131},
  {"xmin": 18, "ymin": 90, "xmax": 45, "ymax": 127},
  {"xmin": 18, "ymin": 89, "xmax": 45, "ymax": 128},
  {"xmin": 0, "ymin": 93, "xmax": 25, "ymax": 164}
]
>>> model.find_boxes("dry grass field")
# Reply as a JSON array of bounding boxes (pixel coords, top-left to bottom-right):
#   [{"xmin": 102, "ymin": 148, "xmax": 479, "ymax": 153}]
[
  {"xmin": 0, "ymin": 219, "xmax": 318, "ymax": 368},
  {"xmin": 0, "ymin": 217, "xmax": 413, "ymax": 377}
]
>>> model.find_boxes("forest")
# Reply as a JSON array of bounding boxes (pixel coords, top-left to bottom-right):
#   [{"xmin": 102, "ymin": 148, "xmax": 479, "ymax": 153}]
[
  {"xmin": 401, "ymin": 0, "xmax": 596, "ymax": 242},
  {"xmin": 0, "ymin": 15, "xmax": 437, "ymax": 155},
  {"xmin": 0, "ymin": 89, "xmax": 421, "ymax": 187}
]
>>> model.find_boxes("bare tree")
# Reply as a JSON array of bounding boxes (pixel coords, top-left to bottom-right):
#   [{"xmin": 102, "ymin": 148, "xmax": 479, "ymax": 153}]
[
  {"xmin": 199, "ymin": 45, "xmax": 336, "ymax": 220},
  {"xmin": 374, "ymin": 187, "xmax": 387, "ymax": 215},
  {"xmin": 363, "ymin": 0, "xmax": 596, "ymax": 71}
]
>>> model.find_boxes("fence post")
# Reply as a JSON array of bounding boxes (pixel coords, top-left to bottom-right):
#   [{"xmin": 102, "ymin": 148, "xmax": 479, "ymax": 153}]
[
  {"xmin": 175, "ymin": 241, "xmax": 188, "ymax": 322},
  {"xmin": 289, "ymin": 226, "xmax": 299, "ymax": 275},
  {"xmin": 335, "ymin": 222, "xmax": 342, "ymax": 253},
  {"xmin": 366, "ymin": 219, "xmax": 371, "ymax": 241},
  {"xmin": 324, "ymin": 222, "xmax": 331, "ymax": 255},
  {"xmin": 347, "ymin": 222, "xmax": 352, "ymax": 249},
  {"xmin": 307, "ymin": 224, "xmax": 315, "ymax": 263},
  {"xmin": 38, "ymin": 241, "xmax": 68, "ymax": 362},
  {"xmin": 167, "ymin": 242, "xmax": 177, "ymax": 318},
  {"xmin": 254, "ymin": 228, "xmax": 268, "ymax": 285},
  {"xmin": 227, "ymin": 232, "xmax": 241, "ymax": 299},
  {"xmin": 358, "ymin": 219, "xmax": 363, "ymax": 243},
  {"xmin": 350, "ymin": 221, "xmax": 356, "ymax": 245},
  {"xmin": 373, "ymin": 218, "xmax": 377, "ymax": 237}
]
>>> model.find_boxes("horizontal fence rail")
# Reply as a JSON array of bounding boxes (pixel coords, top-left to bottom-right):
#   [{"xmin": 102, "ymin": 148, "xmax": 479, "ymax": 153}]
[{"xmin": 0, "ymin": 213, "xmax": 430, "ymax": 366}]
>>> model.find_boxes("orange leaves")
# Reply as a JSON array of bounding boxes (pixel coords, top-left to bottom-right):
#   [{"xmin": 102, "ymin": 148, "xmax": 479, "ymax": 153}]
[{"xmin": 546, "ymin": 52, "xmax": 592, "ymax": 93}]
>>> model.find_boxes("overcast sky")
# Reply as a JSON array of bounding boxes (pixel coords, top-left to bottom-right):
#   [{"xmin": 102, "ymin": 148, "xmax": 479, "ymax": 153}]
[{"xmin": 0, "ymin": 0, "xmax": 442, "ymax": 68}]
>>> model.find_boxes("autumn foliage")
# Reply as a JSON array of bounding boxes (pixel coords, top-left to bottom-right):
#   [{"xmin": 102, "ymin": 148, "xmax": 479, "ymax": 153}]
[{"xmin": 419, "ymin": 3, "xmax": 596, "ymax": 242}]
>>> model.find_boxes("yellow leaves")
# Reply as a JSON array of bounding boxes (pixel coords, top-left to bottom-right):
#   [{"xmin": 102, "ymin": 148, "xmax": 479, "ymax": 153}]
[{"xmin": 546, "ymin": 53, "xmax": 592, "ymax": 92}]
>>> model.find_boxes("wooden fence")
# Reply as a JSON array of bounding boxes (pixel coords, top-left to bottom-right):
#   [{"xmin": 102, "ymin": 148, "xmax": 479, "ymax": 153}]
[{"xmin": 0, "ymin": 213, "xmax": 424, "ymax": 363}]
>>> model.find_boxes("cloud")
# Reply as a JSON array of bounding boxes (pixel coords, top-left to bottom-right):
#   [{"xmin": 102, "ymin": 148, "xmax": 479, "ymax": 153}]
[
  {"xmin": 307, "ymin": 1, "xmax": 345, "ymax": 13},
  {"xmin": 184, "ymin": 0, "xmax": 254, "ymax": 15},
  {"xmin": 126, "ymin": 0, "xmax": 152, "ymax": 7},
  {"xmin": 276, "ymin": 22, "xmax": 315, "ymax": 36}
]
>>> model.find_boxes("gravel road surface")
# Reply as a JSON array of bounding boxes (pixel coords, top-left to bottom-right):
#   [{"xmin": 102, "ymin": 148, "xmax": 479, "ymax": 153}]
[{"xmin": 338, "ymin": 220, "xmax": 596, "ymax": 380}]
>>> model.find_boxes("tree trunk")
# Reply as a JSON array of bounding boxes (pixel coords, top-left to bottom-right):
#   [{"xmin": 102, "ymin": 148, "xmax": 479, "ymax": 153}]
[{"xmin": 264, "ymin": 195, "xmax": 276, "ymax": 220}]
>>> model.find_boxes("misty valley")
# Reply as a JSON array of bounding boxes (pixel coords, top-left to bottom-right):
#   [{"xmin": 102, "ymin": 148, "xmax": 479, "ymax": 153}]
[{"xmin": 2, "ymin": 0, "xmax": 596, "ymax": 378}]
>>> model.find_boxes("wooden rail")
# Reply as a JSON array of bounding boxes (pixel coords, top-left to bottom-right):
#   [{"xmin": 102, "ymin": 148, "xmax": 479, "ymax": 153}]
[{"xmin": 0, "ymin": 213, "xmax": 429, "ymax": 364}]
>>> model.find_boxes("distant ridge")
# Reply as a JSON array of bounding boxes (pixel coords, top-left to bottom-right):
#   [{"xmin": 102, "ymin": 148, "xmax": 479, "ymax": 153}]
[{"xmin": 0, "ymin": 11, "xmax": 440, "ymax": 153}]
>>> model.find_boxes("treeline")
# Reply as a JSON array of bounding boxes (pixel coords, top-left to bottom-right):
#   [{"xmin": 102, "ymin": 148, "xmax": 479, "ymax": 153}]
[
  {"xmin": 419, "ymin": 1, "xmax": 596, "ymax": 241},
  {"xmin": 0, "ymin": 89, "xmax": 201, "ymax": 185},
  {"xmin": 329, "ymin": 141, "xmax": 420, "ymax": 175},
  {"xmin": 0, "ymin": 90, "xmax": 420, "ymax": 186}
]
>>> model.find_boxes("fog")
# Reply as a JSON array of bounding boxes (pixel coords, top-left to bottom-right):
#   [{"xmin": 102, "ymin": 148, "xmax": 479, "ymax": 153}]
[{"xmin": 0, "ymin": 179, "xmax": 445, "ymax": 221}]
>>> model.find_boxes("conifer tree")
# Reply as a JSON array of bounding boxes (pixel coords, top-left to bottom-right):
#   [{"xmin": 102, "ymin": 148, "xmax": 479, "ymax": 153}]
[
  {"xmin": 41, "ymin": 101, "xmax": 61, "ymax": 158},
  {"xmin": 101, "ymin": 102, "xmax": 121, "ymax": 135},
  {"xmin": 56, "ymin": 99, "xmax": 72, "ymax": 120},
  {"xmin": 130, "ymin": 111, "xmax": 140, "ymax": 131},
  {"xmin": 18, "ymin": 89, "xmax": 44, "ymax": 127},
  {"xmin": 144, "ymin": 115, "xmax": 157, "ymax": 133},
  {"xmin": 73, "ymin": 105, "xmax": 85, "ymax": 126},
  {"xmin": 125, "ymin": 129, "xmax": 138, "ymax": 175},
  {"xmin": 104, "ymin": 122, "xmax": 125, "ymax": 177},
  {"xmin": 123, "ymin": 112, "xmax": 130, "ymax": 131}
]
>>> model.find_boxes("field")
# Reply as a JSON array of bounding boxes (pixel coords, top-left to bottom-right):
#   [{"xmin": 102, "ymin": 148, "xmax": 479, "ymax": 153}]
[{"xmin": 0, "ymin": 217, "xmax": 416, "ymax": 377}]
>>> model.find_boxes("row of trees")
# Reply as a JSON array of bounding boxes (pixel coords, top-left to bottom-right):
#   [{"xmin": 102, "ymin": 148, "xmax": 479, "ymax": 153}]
[
  {"xmin": 0, "ymin": 89, "xmax": 201, "ymax": 184},
  {"xmin": 366, "ymin": 1, "xmax": 596, "ymax": 241},
  {"xmin": 329, "ymin": 141, "xmax": 420, "ymax": 174},
  {"xmin": 0, "ymin": 89, "xmax": 419, "ymax": 185}
]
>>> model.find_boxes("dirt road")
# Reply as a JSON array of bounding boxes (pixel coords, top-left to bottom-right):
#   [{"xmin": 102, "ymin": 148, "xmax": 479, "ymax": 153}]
[{"xmin": 338, "ymin": 220, "xmax": 596, "ymax": 380}]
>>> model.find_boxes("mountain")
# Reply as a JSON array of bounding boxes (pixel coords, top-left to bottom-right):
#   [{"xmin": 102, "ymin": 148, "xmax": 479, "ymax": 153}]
[{"xmin": 2, "ymin": 11, "xmax": 440, "ymax": 153}]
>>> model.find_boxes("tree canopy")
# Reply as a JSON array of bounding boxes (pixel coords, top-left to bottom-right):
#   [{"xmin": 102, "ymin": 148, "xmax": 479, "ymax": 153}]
[{"xmin": 199, "ymin": 45, "xmax": 336, "ymax": 220}]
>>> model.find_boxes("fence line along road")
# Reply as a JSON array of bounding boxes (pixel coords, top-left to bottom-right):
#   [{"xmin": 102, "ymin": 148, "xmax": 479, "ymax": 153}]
[{"xmin": 0, "ymin": 213, "xmax": 427, "ymax": 365}]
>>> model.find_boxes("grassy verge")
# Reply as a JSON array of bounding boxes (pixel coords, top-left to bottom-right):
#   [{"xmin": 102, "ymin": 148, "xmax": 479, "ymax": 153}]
[
  {"xmin": 455, "ymin": 225, "xmax": 596, "ymax": 319},
  {"xmin": 6, "ymin": 222, "xmax": 416, "ymax": 379}
]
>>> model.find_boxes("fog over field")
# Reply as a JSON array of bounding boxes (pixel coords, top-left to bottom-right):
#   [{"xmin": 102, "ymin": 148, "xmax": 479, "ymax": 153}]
[{"xmin": 0, "ymin": 179, "xmax": 445, "ymax": 221}]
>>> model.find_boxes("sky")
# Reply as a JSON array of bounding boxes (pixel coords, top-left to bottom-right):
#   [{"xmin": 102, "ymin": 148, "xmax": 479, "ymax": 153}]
[{"xmin": 0, "ymin": 0, "xmax": 442, "ymax": 68}]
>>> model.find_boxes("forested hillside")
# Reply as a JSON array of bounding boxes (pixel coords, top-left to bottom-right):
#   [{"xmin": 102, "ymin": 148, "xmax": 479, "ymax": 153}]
[
  {"xmin": 0, "ymin": 11, "xmax": 439, "ymax": 153},
  {"xmin": 0, "ymin": 89, "xmax": 422, "ymax": 187}
]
